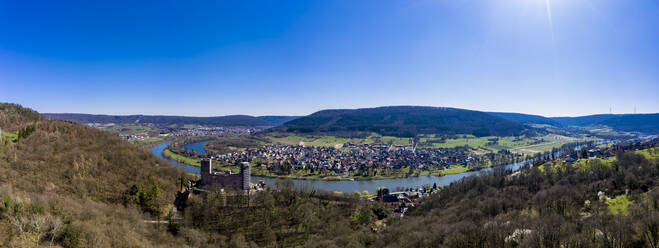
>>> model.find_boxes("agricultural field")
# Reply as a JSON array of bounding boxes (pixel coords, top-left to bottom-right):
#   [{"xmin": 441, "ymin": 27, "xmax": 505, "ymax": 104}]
[
  {"xmin": 582, "ymin": 126, "xmax": 637, "ymax": 138},
  {"xmin": 97, "ymin": 123, "xmax": 156, "ymax": 134},
  {"xmin": 163, "ymin": 148, "xmax": 201, "ymax": 166},
  {"xmin": 264, "ymin": 132, "xmax": 600, "ymax": 156},
  {"xmin": 265, "ymin": 133, "xmax": 349, "ymax": 147},
  {"xmin": 506, "ymin": 134, "xmax": 600, "ymax": 155},
  {"xmin": 265, "ymin": 132, "xmax": 416, "ymax": 148},
  {"xmin": 94, "ymin": 124, "xmax": 164, "ymax": 142}
]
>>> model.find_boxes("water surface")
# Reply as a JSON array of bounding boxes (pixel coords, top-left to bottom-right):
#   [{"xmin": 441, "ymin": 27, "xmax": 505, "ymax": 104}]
[{"xmin": 181, "ymin": 141, "xmax": 208, "ymax": 155}]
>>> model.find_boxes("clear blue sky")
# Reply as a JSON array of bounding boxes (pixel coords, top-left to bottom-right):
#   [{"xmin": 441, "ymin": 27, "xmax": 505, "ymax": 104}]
[{"xmin": 1, "ymin": 0, "xmax": 657, "ymax": 117}]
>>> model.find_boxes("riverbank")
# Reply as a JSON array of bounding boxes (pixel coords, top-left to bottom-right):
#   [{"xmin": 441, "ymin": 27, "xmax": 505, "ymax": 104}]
[
  {"xmin": 150, "ymin": 139, "xmax": 621, "ymax": 193},
  {"xmin": 163, "ymin": 145, "xmax": 515, "ymax": 180},
  {"xmin": 163, "ymin": 149, "xmax": 201, "ymax": 167}
]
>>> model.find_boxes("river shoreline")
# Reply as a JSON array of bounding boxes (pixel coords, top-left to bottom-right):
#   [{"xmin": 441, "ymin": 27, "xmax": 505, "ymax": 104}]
[
  {"xmin": 151, "ymin": 139, "xmax": 613, "ymax": 193},
  {"xmin": 161, "ymin": 141, "xmax": 528, "ymax": 181},
  {"xmin": 149, "ymin": 140, "xmax": 540, "ymax": 193}
]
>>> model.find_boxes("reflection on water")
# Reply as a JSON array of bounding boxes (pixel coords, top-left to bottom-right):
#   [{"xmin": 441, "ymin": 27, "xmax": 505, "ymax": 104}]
[{"xmin": 181, "ymin": 141, "xmax": 208, "ymax": 155}]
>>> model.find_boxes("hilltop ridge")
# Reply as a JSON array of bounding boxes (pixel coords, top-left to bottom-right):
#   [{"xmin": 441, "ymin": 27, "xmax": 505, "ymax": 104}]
[
  {"xmin": 44, "ymin": 113, "xmax": 272, "ymax": 127},
  {"xmin": 552, "ymin": 113, "xmax": 659, "ymax": 133},
  {"xmin": 489, "ymin": 112, "xmax": 562, "ymax": 127},
  {"xmin": 274, "ymin": 106, "xmax": 529, "ymax": 137}
]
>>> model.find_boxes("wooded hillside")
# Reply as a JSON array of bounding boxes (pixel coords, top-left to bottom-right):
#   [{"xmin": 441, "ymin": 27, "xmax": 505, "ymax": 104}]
[
  {"xmin": 275, "ymin": 106, "xmax": 529, "ymax": 137},
  {"xmin": 0, "ymin": 103, "xmax": 189, "ymax": 246}
]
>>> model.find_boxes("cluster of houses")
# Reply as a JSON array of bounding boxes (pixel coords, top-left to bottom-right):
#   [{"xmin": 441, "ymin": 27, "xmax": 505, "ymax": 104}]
[
  {"xmin": 565, "ymin": 146, "xmax": 621, "ymax": 163},
  {"xmin": 373, "ymin": 186, "xmax": 440, "ymax": 217},
  {"xmin": 213, "ymin": 143, "xmax": 479, "ymax": 174},
  {"xmin": 171, "ymin": 126, "xmax": 259, "ymax": 137}
]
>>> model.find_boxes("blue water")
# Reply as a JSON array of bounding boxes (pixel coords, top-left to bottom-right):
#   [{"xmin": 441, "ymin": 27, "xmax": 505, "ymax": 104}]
[
  {"xmin": 181, "ymin": 141, "xmax": 208, "ymax": 155},
  {"xmin": 150, "ymin": 141, "xmax": 200, "ymax": 174},
  {"xmin": 150, "ymin": 141, "xmax": 532, "ymax": 193}
]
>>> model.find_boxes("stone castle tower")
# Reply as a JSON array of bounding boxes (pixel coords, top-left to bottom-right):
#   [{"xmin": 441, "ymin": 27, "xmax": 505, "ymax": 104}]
[{"xmin": 200, "ymin": 160, "xmax": 250, "ymax": 191}]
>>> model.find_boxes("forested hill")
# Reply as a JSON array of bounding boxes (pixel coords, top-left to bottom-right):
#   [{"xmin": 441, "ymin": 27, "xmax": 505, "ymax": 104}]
[
  {"xmin": 44, "ymin": 113, "xmax": 272, "ymax": 127},
  {"xmin": 551, "ymin": 114, "xmax": 619, "ymax": 126},
  {"xmin": 274, "ymin": 106, "xmax": 529, "ymax": 137},
  {"xmin": 0, "ymin": 103, "xmax": 188, "ymax": 246},
  {"xmin": 552, "ymin": 113, "xmax": 659, "ymax": 133},
  {"xmin": 258, "ymin": 115, "xmax": 302, "ymax": 126},
  {"xmin": 489, "ymin": 112, "xmax": 561, "ymax": 127},
  {"xmin": 601, "ymin": 114, "xmax": 659, "ymax": 133}
]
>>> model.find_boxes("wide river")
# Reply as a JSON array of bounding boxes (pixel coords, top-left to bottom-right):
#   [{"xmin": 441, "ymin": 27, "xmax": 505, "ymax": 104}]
[{"xmin": 150, "ymin": 141, "xmax": 532, "ymax": 193}]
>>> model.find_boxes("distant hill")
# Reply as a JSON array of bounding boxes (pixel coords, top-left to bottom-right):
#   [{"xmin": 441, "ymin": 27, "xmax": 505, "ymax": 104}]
[
  {"xmin": 489, "ymin": 112, "xmax": 561, "ymax": 126},
  {"xmin": 551, "ymin": 114, "xmax": 619, "ymax": 126},
  {"xmin": 258, "ymin": 115, "xmax": 302, "ymax": 126},
  {"xmin": 596, "ymin": 114, "xmax": 659, "ymax": 133},
  {"xmin": 552, "ymin": 114, "xmax": 659, "ymax": 134},
  {"xmin": 274, "ymin": 106, "xmax": 528, "ymax": 137},
  {"xmin": 44, "ymin": 113, "xmax": 272, "ymax": 127}
]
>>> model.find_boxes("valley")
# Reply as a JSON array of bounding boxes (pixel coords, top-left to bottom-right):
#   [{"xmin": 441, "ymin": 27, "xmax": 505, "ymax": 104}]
[
  {"xmin": 2, "ymin": 103, "xmax": 658, "ymax": 247},
  {"xmin": 3, "ymin": 2, "xmax": 658, "ymax": 246},
  {"xmin": 48, "ymin": 106, "xmax": 641, "ymax": 183}
]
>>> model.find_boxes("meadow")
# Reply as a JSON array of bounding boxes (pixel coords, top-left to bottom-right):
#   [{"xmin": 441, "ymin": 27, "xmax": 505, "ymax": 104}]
[{"xmin": 264, "ymin": 132, "xmax": 600, "ymax": 156}]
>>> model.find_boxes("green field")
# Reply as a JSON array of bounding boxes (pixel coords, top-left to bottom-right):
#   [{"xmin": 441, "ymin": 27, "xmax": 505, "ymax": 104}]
[
  {"xmin": 584, "ymin": 126, "xmax": 637, "ymax": 137},
  {"xmin": 265, "ymin": 132, "xmax": 600, "ymax": 155},
  {"xmin": 439, "ymin": 165, "xmax": 469, "ymax": 175},
  {"xmin": 163, "ymin": 149, "xmax": 201, "ymax": 166},
  {"xmin": 251, "ymin": 166, "xmax": 350, "ymax": 180},
  {"xmin": 98, "ymin": 124, "xmax": 155, "ymax": 134},
  {"xmin": 507, "ymin": 134, "xmax": 600, "ymax": 155}
]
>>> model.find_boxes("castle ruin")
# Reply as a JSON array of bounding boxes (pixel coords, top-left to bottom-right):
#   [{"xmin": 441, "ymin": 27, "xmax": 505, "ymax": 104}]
[{"xmin": 199, "ymin": 160, "xmax": 250, "ymax": 191}]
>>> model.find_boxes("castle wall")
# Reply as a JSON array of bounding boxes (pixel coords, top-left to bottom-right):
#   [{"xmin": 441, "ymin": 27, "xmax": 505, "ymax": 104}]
[
  {"xmin": 200, "ymin": 160, "xmax": 250, "ymax": 191},
  {"xmin": 202, "ymin": 174, "xmax": 244, "ymax": 189}
]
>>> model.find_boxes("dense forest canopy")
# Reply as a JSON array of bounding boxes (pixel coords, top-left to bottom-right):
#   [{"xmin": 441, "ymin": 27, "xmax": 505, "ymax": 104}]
[
  {"xmin": 552, "ymin": 114, "xmax": 659, "ymax": 133},
  {"xmin": 551, "ymin": 114, "xmax": 620, "ymax": 126},
  {"xmin": 489, "ymin": 112, "xmax": 562, "ymax": 127},
  {"xmin": 257, "ymin": 116, "xmax": 302, "ymax": 126},
  {"xmin": 275, "ymin": 106, "xmax": 529, "ymax": 137}
]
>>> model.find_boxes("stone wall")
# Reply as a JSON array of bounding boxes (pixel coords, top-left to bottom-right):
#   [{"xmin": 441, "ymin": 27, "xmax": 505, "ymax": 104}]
[{"xmin": 200, "ymin": 160, "xmax": 250, "ymax": 191}]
